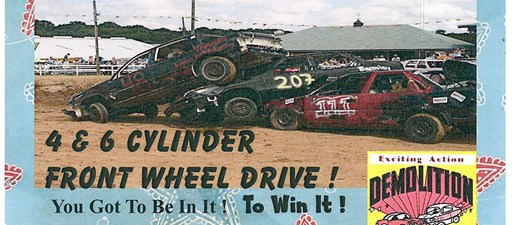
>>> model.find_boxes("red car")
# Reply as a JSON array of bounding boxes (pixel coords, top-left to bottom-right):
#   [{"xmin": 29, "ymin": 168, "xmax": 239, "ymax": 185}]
[
  {"xmin": 266, "ymin": 70, "xmax": 476, "ymax": 143},
  {"xmin": 376, "ymin": 212, "xmax": 421, "ymax": 225}
]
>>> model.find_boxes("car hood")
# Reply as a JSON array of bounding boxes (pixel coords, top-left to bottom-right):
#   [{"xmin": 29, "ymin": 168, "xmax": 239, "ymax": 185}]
[
  {"xmin": 68, "ymin": 79, "xmax": 114, "ymax": 106},
  {"xmin": 443, "ymin": 60, "xmax": 476, "ymax": 83}
]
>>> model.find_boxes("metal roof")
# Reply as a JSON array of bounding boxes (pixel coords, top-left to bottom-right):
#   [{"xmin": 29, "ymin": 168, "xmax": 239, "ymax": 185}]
[
  {"xmin": 34, "ymin": 36, "xmax": 155, "ymax": 61},
  {"xmin": 281, "ymin": 24, "xmax": 474, "ymax": 52}
]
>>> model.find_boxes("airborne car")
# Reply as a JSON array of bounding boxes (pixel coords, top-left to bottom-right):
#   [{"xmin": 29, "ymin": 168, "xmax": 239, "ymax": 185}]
[
  {"xmin": 266, "ymin": 70, "xmax": 476, "ymax": 143},
  {"xmin": 166, "ymin": 53, "xmax": 402, "ymax": 122},
  {"xmin": 62, "ymin": 32, "xmax": 287, "ymax": 123}
]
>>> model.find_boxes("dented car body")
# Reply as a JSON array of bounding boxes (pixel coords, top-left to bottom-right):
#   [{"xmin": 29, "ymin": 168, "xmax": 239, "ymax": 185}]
[
  {"xmin": 266, "ymin": 70, "xmax": 475, "ymax": 143},
  {"xmin": 63, "ymin": 32, "xmax": 287, "ymax": 123},
  {"xmin": 165, "ymin": 53, "xmax": 403, "ymax": 122}
]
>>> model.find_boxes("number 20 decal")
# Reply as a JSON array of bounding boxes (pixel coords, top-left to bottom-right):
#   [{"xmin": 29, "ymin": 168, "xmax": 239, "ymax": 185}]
[{"xmin": 275, "ymin": 73, "xmax": 316, "ymax": 89}]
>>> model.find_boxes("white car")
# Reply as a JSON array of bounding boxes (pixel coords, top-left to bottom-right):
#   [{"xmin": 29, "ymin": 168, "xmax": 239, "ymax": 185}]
[
  {"xmin": 418, "ymin": 203, "xmax": 463, "ymax": 225},
  {"xmin": 402, "ymin": 59, "xmax": 445, "ymax": 84}
]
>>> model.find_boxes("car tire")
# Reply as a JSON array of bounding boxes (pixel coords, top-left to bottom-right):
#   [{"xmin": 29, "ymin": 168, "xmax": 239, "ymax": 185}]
[
  {"xmin": 270, "ymin": 108, "xmax": 302, "ymax": 130},
  {"xmin": 224, "ymin": 97, "xmax": 258, "ymax": 121},
  {"xmin": 144, "ymin": 105, "xmax": 158, "ymax": 119},
  {"xmin": 89, "ymin": 103, "xmax": 109, "ymax": 123},
  {"xmin": 430, "ymin": 74, "xmax": 443, "ymax": 84},
  {"xmin": 198, "ymin": 56, "xmax": 236, "ymax": 83},
  {"xmin": 452, "ymin": 216, "xmax": 460, "ymax": 223},
  {"xmin": 404, "ymin": 113, "xmax": 446, "ymax": 144}
]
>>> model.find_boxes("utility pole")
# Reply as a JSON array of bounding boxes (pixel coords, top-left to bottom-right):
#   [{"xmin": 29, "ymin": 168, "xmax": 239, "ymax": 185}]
[
  {"xmin": 93, "ymin": 0, "xmax": 100, "ymax": 75},
  {"xmin": 191, "ymin": 0, "xmax": 195, "ymax": 34},
  {"xmin": 182, "ymin": 17, "xmax": 187, "ymax": 36}
]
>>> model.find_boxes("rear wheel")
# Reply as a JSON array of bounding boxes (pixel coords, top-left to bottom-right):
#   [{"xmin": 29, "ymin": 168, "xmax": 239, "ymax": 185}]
[
  {"xmin": 270, "ymin": 108, "xmax": 302, "ymax": 130},
  {"xmin": 404, "ymin": 113, "xmax": 445, "ymax": 143},
  {"xmin": 224, "ymin": 97, "xmax": 258, "ymax": 121},
  {"xmin": 430, "ymin": 74, "xmax": 443, "ymax": 84},
  {"xmin": 89, "ymin": 103, "xmax": 109, "ymax": 123},
  {"xmin": 197, "ymin": 56, "xmax": 236, "ymax": 83},
  {"xmin": 452, "ymin": 216, "xmax": 460, "ymax": 223}
]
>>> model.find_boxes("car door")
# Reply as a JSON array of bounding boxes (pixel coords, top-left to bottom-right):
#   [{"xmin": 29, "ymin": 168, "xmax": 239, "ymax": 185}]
[
  {"xmin": 112, "ymin": 37, "xmax": 195, "ymax": 107},
  {"xmin": 303, "ymin": 74, "xmax": 370, "ymax": 127},
  {"xmin": 357, "ymin": 71, "xmax": 426, "ymax": 126}
]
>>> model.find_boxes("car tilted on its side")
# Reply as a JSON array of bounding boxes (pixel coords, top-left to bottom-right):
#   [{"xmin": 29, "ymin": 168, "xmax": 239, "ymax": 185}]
[
  {"xmin": 62, "ymin": 32, "xmax": 287, "ymax": 123},
  {"xmin": 266, "ymin": 70, "xmax": 476, "ymax": 143}
]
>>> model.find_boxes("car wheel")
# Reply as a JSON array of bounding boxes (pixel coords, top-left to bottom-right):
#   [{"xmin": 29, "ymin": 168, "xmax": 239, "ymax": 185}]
[
  {"xmin": 430, "ymin": 74, "xmax": 443, "ymax": 84},
  {"xmin": 404, "ymin": 113, "xmax": 445, "ymax": 144},
  {"xmin": 144, "ymin": 105, "xmax": 158, "ymax": 119},
  {"xmin": 270, "ymin": 108, "xmax": 302, "ymax": 130},
  {"xmin": 198, "ymin": 56, "xmax": 236, "ymax": 83},
  {"xmin": 452, "ymin": 216, "xmax": 460, "ymax": 223},
  {"xmin": 224, "ymin": 97, "xmax": 258, "ymax": 121},
  {"xmin": 89, "ymin": 103, "xmax": 109, "ymax": 123}
]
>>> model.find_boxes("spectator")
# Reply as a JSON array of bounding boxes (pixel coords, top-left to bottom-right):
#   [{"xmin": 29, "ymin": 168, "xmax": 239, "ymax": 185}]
[
  {"xmin": 391, "ymin": 54, "xmax": 401, "ymax": 61},
  {"xmin": 378, "ymin": 55, "xmax": 386, "ymax": 61},
  {"xmin": 63, "ymin": 53, "xmax": 70, "ymax": 62},
  {"xmin": 46, "ymin": 57, "xmax": 55, "ymax": 65},
  {"xmin": 88, "ymin": 56, "xmax": 94, "ymax": 65},
  {"xmin": 110, "ymin": 57, "xmax": 118, "ymax": 65}
]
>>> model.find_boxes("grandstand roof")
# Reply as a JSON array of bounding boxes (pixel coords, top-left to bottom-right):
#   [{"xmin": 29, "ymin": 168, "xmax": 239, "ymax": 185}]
[
  {"xmin": 281, "ymin": 24, "xmax": 474, "ymax": 52},
  {"xmin": 34, "ymin": 36, "xmax": 155, "ymax": 61}
]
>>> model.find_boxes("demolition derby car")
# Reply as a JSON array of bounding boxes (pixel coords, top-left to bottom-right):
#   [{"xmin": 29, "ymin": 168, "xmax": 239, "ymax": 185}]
[
  {"xmin": 266, "ymin": 70, "xmax": 476, "ymax": 143},
  {"xmin": 418, "ymin": 204, "xmax": 464, "ymax": 225},
  {"xmin": 376, "ymin": 212, "xmax": 422, "ymax": 225},
  {"xmin": 63, "ymin": 32, "xmax": 287, "ymax": 123},
  {"xmin": 165, "ymin": 53, "xmax": 402, "ymax": 122}
]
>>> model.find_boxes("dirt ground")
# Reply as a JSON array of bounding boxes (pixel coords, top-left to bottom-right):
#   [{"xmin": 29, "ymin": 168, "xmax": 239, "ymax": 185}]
[{"xmin": 34, "ymin": 76, "xmax": 476, "ymax": 189}]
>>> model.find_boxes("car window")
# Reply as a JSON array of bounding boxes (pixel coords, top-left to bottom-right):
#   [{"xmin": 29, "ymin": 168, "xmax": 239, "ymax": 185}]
[
  {"xmin": 112, "ymin": 51, "xmax": 150, "ymax": 80},
  {"xmin": 274, "ymin": 57, "xmax": 311, "ymax": 73},
  {"xmin": 315, "ymin": 54, "xmax": 362, "ymax": 70},
  {"xmin": 426, "ymin": 207, "xmax": 440, "ymax": 215},
  {"xmin": 442, "ymin": 205, "xmax": 453, "ymax": 213},
  {"xmin": 155, "ymin": 39, "xmax": 193, "ymax": 62},
  {"xmin": 369, "ymin": 74, "xmax": 409, "ymax": 94},
  {"xmin": 405, "ymin": 60, "xmax": 417, "ymax": 68},
  {"xmin": 417, "ymin": 61, "xmax": 427, "ymax": 69},
  {"xmin": 316, "ymin": 75, "xmax": 369, "ymax": 96}
]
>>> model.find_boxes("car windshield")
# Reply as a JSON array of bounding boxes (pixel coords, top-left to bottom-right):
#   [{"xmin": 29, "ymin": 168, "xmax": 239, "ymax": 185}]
[
  {"xmin": 111, "ymin": 50, "xmax": 151, "ymax": 80},
  {"xmin": 426, "ymin": 207, "xmax": 440, "ymax": 215}
]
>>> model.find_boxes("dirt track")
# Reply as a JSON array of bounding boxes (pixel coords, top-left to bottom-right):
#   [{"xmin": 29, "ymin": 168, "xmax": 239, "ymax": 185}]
[{"xmin": 34, "ymin": 76, "xmax": 476, "ymax": 189}]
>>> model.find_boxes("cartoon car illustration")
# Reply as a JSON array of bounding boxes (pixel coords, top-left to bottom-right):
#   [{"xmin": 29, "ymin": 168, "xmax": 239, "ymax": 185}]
[
  {"xmin": 418, "ymin": 203, "xmax": 464, "ymax": 225},
  {"xmin": 376, "ymin": 212, "xmax": 421, "ymax": 225},
  {"xmin": 62, "ymin": 32, "xmax": 287, "ymax": 123},
  {"xmin": 266, "ymin": 70, "xmax": 476, "ymax": 143},
  {"xmin": 165, "ymin": 53, "xmax": 402, "ymax": 122}
]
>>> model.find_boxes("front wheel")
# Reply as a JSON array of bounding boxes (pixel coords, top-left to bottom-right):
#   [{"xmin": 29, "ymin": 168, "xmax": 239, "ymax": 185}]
[
  {"xmin": 404, "ymin": 113, "xmax": 445, "ymax": 144},
  {"xmin": 224, "ymin": 97, "xmax": 258, "ymax": 121},
  {"xmin": 89, "ymin": 103, "xmax": 109, "ymax": 123},
  {"xmin": 270, "ymin": 108, "xmax": 302, "ymax": 130}
]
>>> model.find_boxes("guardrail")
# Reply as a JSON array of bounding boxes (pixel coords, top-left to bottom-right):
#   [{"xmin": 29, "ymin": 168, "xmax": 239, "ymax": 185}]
[{"xmin": 34, "ymin": 64, "xmax": 145, "ymax": 76}]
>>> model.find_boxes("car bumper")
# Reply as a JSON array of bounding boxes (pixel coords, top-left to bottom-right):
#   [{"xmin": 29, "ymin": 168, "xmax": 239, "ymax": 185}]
[
  {"xmin": 62, "ymin": 106, "xmax": 85, "ymax": 119},
  {"xmin": 165, "ymin": 95, "xmax": 220, "ymax": 116}
]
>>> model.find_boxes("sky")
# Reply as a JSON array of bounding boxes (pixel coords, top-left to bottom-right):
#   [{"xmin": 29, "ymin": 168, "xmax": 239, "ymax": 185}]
[{"xmin": 35, "ymin": 0, "xmax": 476, "ymax": 33}]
